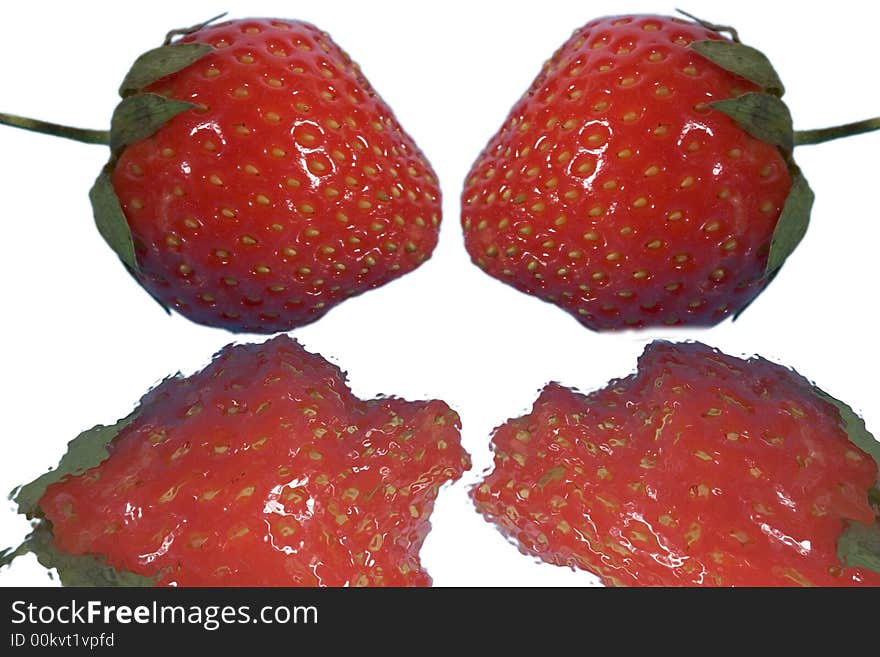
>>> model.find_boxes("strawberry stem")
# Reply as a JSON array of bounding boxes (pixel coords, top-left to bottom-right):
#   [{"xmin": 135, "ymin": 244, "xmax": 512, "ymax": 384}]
[
  {"xmin": 0, "ymin": 112, "xmax": 109, "ymax": 145},
  {"xmin": 794, "ymin": 117, "xmax": 880, "ymax": 146}
]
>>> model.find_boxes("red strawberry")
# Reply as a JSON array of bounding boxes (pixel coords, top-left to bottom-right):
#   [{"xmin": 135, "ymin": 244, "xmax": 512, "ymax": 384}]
[
  {"xmin": 1, "ymin": 16, "xmax": 441, "ymax": 333},
  {"xmin": 461, "ymin": 13, "xmax": 879, "ymax": 329},
  {"xmin": 4, "ymin": 336, "xmax": 469, "ymax": 586},
  {"xmin": 473, "ymin": 341, "xmax": 880, "ymax": 586}
]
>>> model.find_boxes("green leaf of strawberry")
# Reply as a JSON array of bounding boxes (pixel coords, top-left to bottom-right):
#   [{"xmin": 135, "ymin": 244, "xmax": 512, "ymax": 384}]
[
  {"xmin": 89, "ymin": 167, "xmax": 139, "ymax": 271},
  {"xmin": 838, "ymin": 521, "xmax": 880, "ymax": 573},
  {"xmin": 108, "ymin": 93, "xmax": 198, "ymax": 153},
  {"xmin": 766, "ymin": 171, "xmax": 814, "ymax": 276},
  {"xmin": 710, "ymin": 92, "xmax": 794, "ymax": 152},
  {"xmin": 1, "ymin": 523, "xmax": 157, "ymax": 587},
  {"xmin": 119, "ymin": 43, "xmax": 214, "ymax": 96},
  {"xmin": 13, "ymin": 412, "xmax": 138, "ymax": 518},
  {"xmin": 690, "ymin": 40, "xmax": 784, "ymax": 95}
]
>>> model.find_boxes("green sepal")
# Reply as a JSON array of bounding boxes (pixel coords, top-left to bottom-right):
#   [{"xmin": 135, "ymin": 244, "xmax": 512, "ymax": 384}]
[
  {"xmin": 109, "ymin": 93, "xmax": 197, "ymax": 153},
  {"xmin": 690, "ymin": 40, "xmax": 785, "ymax": 96},
  {"xmin": 89, "ymin": 166, "xmax": 139, "ymax": 272},
  {"xmin": 838, "ymin": 520, "xmax": 880, "ymax": 575},
  {"xmin": 12, "ymin": 412, "xmax": 139, "ymax": 518},
  {"xmin": 765, "ymin": 171, "xmax": 814, "ymax": 276},
  {"xmin": 710, "ymin": 92, "xmax": 794, "ymax": 153},
  {"xmin": 119, "ymin": 43, "xmax": 213, "ymax": 97},
  {"xmin": 812, "ymin": 388, "xmax": 880, "ymax": 473},
  {"xmin": 1, "ymin": 522, "xmax": 157, "ymax": 587}
]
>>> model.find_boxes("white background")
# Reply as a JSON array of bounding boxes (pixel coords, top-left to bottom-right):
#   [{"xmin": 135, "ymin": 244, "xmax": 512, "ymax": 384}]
[{"xmin": 1, "ymin": 0, "xmax": 878, "ymax": 587}]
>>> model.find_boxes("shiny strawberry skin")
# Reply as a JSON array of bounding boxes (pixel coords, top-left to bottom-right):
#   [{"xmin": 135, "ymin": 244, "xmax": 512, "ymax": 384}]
[
  {"xmin": 473, "ymin": 342, "xmax": 879, "ymax": 586},
  {"xmin": 40, "ymin": 336, "xmax": 469, "ymax": 586},
  {"xmin": 113, "ymin": 18, "xmax": 440, "ymax": 333},
  {"xmin": 462, "ymin": 15, "xmax": 791, "ymax": 329}
]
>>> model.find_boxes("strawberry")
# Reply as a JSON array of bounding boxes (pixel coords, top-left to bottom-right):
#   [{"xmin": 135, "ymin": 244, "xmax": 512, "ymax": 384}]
[
  {"xmin": 0, "ymin": 16, "xmax": 441, "ymax": 333},
  {"xmin": 3, "ymin": 336, "xmax": 469, "ymax": 586},
  {"xmin": 473, "ymin": 341, "xmax": 880, "ymax": 586},
  {"xmin": 461, "ymin": 13, "xmax": 880, "ymax": 329}
]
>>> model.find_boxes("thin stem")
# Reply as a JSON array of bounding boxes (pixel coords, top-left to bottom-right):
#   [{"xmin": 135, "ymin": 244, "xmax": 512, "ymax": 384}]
[
  {"xmin": 676, "ymin": 9, "xmax": 740, "ymax": 43},
  {"xmin": 0, "ymin": 112, "xmax": 109, "ymax": 145},
  {"xmin": 164, "ymin": 12, "xmax": 227, "ymax": 45},
  {"xmin": 794, "ymin": 117, "xmax": 880, "ymax": 146}
]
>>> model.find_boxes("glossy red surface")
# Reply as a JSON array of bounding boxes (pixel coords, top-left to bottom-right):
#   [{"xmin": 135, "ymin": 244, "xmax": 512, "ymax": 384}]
[
  {"xmin": 114, "ymin": 19, "xmax": 441, "ymax": 333},
  {"xmin": 473, "ymin": 341, "xmax": 880, "ymax": 586},
  {"xmin": 462, "ymin": 15, "xmax": 791, "ymax": 329},
  {"xmin": 40, "ymin": 337, "xmax": 469, "ymax": 586}
]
